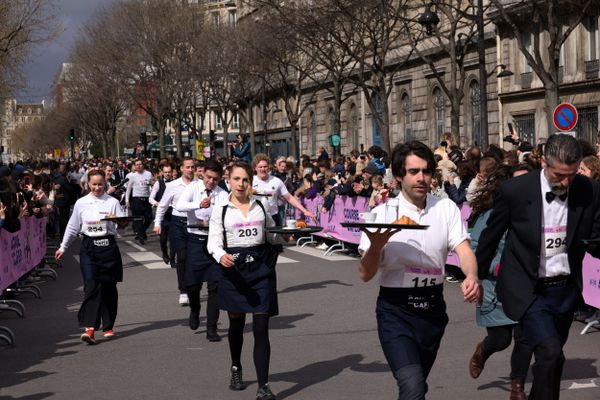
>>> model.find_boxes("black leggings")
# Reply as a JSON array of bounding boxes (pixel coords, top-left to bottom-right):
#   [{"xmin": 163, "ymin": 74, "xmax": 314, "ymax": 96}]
[{"xmin": 228, "ymin": 313, "xmax": 271, "ymax": 387}]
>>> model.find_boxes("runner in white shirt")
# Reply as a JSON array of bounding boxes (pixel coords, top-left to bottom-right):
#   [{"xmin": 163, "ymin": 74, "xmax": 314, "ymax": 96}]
[
  {"xmin": 149, "ymin": 164, "xmax": 173, "ymax": 265},
  {"xmin": 252, "ymin": 153, "xmax": 315, "ymax": 225},
  {"xmin": 125, "ymin": 159, "xmax": 154, "ymax": 244},
  {"xmin": 176, "ymin": 160, "xmax": 229, "ymax": 341},
  {"xmin": 358, "ymin": 141, "xmax": 480, "ymax": 400},
  {"xmin": 55, "ymin": 169, "xmax": 128, "ymax": 345},
  {"xmin": 153, "ymin": 158, "xmax": 195, "ymax": 305},
  {"xmin": 207, "ymin": 162, "xmax": 289, "ymax": 400}
]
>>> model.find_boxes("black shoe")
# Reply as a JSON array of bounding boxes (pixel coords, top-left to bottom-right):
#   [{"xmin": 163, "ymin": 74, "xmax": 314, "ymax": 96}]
[
  {"xmin": 229, "ymin": 366, "xmax": 246, "ymax": 391},
  {"xmin": 206, "ymin": 328, "xmax": 221, "ymax": 342},
  {"xmin": 189, "ymin": 312, "xmax": 200, "ymax": 330},
  {"xmin": 135, "ymin": 236, "xmax": 144, "ymax": 245},
  {"xmin": 162, "ymin": 254, "xmax": 170, "ymax": 264},
  {"xmin": 256, "ymin": 384, "xmax": 276, "ymax": 400}
]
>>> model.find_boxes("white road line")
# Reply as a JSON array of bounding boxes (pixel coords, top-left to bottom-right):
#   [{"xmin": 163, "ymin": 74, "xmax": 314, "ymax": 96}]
[
  {"xmin": 277, "ymin": 256, "xmax": 298, "ymax": 264},
  {"xmin": 286, "ymin": 245, "xmax": 357, "ymax": 261},
  {"xmin": 124, "ymin": 240, "xmax": 146, "ymax": 251},
  {"xmin": 73, "ymin": 255, "xmax": 80, "ymax": 263},
  {"xmin": 565, "ymin": 378, "xmax": 598, "ymax": 390}
]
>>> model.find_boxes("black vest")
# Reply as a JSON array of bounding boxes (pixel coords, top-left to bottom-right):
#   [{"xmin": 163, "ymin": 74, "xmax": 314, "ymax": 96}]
[{"xmin": 155, "ymin": 178, "xmax": 167, "ymax": 202}]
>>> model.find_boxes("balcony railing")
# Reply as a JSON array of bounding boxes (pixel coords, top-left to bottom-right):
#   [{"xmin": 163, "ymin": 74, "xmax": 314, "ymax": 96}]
[
  {"xmin": 520, "ymin": 72, "xmax": 532, "ymax": 89},
  {"xmin": 585, "ymin": 60, "xmax": 599, "ymax": 80}
]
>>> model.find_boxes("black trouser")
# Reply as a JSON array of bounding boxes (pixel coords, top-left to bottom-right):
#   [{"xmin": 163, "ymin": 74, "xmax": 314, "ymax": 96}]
[
  {"xmin": 78, "ymin": 280, "xmax": 118, "ymax": 331},
  {"xmin": 169, "ymin": 216, "xmax": 188, "ymax": 292},
  {"xmin": 481, "ymin": 324, "xmax": 533, "ymax": 379},
  {"xmin": 131, "ymin": 197, "xmax": 152, "ymax": 239},
  {"xmin": 187, "ymin": 281, "xmax": 219, "ymax": 330},
  {"xmin": 160, "ymin": 217, "xmax": 171, "ymax": 260},
  {"xmin": 58, "ymin": 205, "xmax": 71, "ymax": 239}
]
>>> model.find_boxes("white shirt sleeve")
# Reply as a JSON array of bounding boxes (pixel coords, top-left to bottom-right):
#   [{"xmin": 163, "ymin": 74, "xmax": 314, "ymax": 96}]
[
  {"xmin": 207, "ymin": 203, "xmax": 227, "ymax": 264},
  {"xmin": 149, "ymin": 181, "xmax": 160, "ymax": 206},
  {"xmin": 154, "ymin": 185, "xmax": 174, "ymax": 228},
  {"xmin": 125, "ymin": 173, "xmax": 133, "ymax": 203},
  {"xmin": 176, "ymin": 182, "xmax": 199, "ymax": 212},
  {"xmin": 59, "ymin": 201, "xmax": 82, "ymax": 253}
]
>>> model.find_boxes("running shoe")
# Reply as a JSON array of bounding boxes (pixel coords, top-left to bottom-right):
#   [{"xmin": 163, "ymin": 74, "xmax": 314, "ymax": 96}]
[
  {"xmin": 229, "ymin": 366, "xmax": 246, "ymax": 391},
  {"xmin": 316, "ymin": 242, "xmax": 328, "ymax": 250},
  {"xmin": 256, "ymin": 384, "xmax": 276, "ymax": 400},
  {"xmin": 189, "ymin": 312, "xmax": 200, "ymax": 330},
  {"xmin": 80, "ymin": 328, "xmax": 95, "ymax": 345},
  {"xmin": 179, "ymin": 293, "xmax": 189, "ymax": 306},
  {"xmin": 103, "ymin": 330, "xmax": 115, "ymax": 339}
]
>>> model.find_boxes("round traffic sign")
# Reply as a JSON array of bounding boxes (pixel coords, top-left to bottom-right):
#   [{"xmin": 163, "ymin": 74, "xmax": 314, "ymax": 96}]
[{"xmin": 553, "ymin": 103, "xmax": 578, "ymax": 131}]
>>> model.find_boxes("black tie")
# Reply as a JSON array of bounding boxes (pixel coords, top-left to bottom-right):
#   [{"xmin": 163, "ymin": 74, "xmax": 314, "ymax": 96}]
[{"xmin": 546, "ymin": 191, "xmax": 567, "ymax": 203}]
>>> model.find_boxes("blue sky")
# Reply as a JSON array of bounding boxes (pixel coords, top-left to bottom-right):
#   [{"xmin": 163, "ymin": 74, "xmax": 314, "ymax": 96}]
[{"xmin": 17, "ymin": 0, "xmax": 114, "ymax": 103}]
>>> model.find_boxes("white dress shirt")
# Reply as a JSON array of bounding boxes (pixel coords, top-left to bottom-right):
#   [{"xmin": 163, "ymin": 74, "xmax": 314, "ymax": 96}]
[
  {"xmin": 539, "ymin": 169, "xmax": 570, "ymax": 277},
  {"xmin": 207, "ymin": 195, "xmax": 285, "ymax": 264},
  {"xmin": 358, "ymin": 192, "xmax": 467, "ymax": 288},
  {"xmin": 59, "ymin": 193, "xmax": 124, "ymax": 252},
  {"xmin": 252, "ymin": 175, "xmax": 289, "ymax": 216},
  {"xmin": 154, "ymin": 177, "xmax": 195, "ymax": 227},
  {"xmin": 125, "ymin": 170, "xmax": 153, "ymax": 199},
  {"xmin": 176, "ymin": 180, "xmax": 229, "ymax": 234},
  {"xmin": 149, "ymin": 180, "xmax": 161, "ymax": 206}
]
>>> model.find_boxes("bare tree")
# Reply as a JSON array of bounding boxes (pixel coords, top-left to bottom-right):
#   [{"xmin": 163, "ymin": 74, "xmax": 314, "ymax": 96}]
[
  {"xmin": 490, "ymin": 0, "xmax": 596, "ymax": 133},
  {"xmin": 0, "ymin": 0, "xmax": 59, "ymax": 95}
]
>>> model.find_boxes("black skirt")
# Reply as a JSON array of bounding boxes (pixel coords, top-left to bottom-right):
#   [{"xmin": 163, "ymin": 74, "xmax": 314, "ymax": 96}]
[
  {"xmin": 80, "ymin": 235, "xmax": 123, "ymax": 282},
  {"xmin": 218, "ymin": 244, "xmax": 279, "ymax": 316},
  {"xmin": 184, "ymin": 234, "xmax": 219, "ymax": 286}
]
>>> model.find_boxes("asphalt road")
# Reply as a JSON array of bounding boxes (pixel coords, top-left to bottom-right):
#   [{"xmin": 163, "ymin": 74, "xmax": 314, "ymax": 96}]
[{"xmin": 1, "ymin": 233, "xmax": 599, "ymax": 399}]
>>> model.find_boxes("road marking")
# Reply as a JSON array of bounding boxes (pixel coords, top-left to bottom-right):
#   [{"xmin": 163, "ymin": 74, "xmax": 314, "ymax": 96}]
[
  {"xmin": 565, "ymin": 378, "xmax": 598, "ymax": 390},
  {"xmin": 73, "ymin": 255, "xmax": 80, "ymax": 263},
  {"xmin": 286, "ymin": 246, "xmax": 357, "ymax": 261},
  {"xmin": 124, "ymin": 240, "xmax": 146, "ymax": 251},
  {"xmin": 125, "ymin": 251, "xmax": 170, "ymax": 269},
  {"xmin": 278, "ymin": 256, "xmax": 298, "ymax": 264}
]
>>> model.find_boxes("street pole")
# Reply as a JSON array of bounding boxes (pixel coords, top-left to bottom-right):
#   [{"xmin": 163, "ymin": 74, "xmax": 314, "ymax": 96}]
[{"xmin": 477, "ymin": 0, "xmax": 489, "ymax": 150}]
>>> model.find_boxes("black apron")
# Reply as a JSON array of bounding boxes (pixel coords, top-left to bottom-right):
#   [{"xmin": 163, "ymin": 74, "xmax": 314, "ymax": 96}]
[
  {"xmin": 217, "ymin": 202, "xmax": 279, "ymax": 315},
  {"xmin": 80, "ymin": 235, "xmax": 123, "ymax": 282}
]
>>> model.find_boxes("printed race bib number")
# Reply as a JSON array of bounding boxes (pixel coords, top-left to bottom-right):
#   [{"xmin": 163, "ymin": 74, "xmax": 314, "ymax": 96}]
[
  {"xmin": 543, "ymin": 226, "xmax": 567, "ymax": 258},
  {"xmin": 402, "ymin": 266, "xmax": 443, "ymax": 288},
  {"xmin": 238, "ymin": 228, "xmax": 258, "ymax": 238},
  {"xmin": 83, "ymin": 221, "xmax": 108, "ymax": 237}
]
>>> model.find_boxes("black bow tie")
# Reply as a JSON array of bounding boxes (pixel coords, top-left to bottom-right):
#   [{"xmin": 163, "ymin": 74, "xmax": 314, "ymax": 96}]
[{"xmin": 546, "ymin": 191, "xmax": 567, "ymax": 203}]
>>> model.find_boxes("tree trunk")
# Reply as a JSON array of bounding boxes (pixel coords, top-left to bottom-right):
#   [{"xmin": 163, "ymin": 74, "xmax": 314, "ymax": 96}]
[
  {"xmin": 378, "ymin": 78, "xmax": 391, "ymax": 154},
  {"xmin": 175, "ymin": 119, "xmax": 183, "ymax": 160},
  {"xmin": 290, "ymin": 121, "xmax": 298, "ymax": 160},
  {"xmin": 450, "ymin": 95, "xmax": 461, "ymax": 148},
  {"xmin": 101, "ymin": 136, "xmax": 108, "ymax": 158},
  {"xmin": 544, "ymin": 82, "xmax": 559, "ymax": 137}
]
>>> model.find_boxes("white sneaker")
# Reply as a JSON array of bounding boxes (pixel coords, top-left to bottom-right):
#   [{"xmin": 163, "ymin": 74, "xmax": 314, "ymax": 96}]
[
  {"xmin": 316, "ymin": 242, "xmax": 329, "ymax": 250},
  {"xmin": 179, "ymin": 293, "xmax": 189, "ymax": 306}
]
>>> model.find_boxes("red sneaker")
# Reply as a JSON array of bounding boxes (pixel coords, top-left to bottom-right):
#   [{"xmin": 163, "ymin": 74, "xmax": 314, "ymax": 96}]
[
  {"xmin": 103, "ymin": 330, "xmax": 115, "ymax": 339},
  {"xmin": 80, "ymin": 328, "xmax": 95, "ymax": 345}
]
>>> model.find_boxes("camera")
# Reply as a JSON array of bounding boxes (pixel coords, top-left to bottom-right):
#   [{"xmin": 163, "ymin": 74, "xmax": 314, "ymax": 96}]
[{"xmin": 503, "ymin": 135, "xmax": 519, "ymax": 145}]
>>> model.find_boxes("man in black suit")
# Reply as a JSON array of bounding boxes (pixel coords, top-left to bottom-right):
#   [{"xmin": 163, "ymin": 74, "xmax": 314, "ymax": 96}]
[
  {"xmin": 112, "ymin": 159, "xmax": 129, "ymax": 186},
  {"xmin": 476, "ymin": 134, "xmax": 600, "ymax": 399}
]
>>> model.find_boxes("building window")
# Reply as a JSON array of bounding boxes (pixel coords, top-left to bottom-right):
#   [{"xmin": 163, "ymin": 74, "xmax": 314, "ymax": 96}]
[
  {"xmin": 310, "ymin": 111, "xmax": 317, "ymax": 156},
  {"xmin": 215, "ymin": 113, "xmax": 222, "ymax": 129},
  {"xmin": 211, "ymin": 12, "xmax": 220, "ymax": 26},
  {"xmin": 513, "ymin": 114, "xmax": 535, "ymax": 145},
  {"xmin": 27, "ymin": 108, "xmax": 31, "ymax": 114},
  {"xmin": 232, "ymin": 112, "xmax": 239, "ymax": 129},
  {"xmin": 470, "ymin": 81, "xmax": 482, "ymax": 146},
  {"xmin": 586, "ymin": 16, "xmax": 598, "ymax": 61},
  {"xmin": 350, "ymin": 103, "xmax": 359, "ymax": 150},
  {"xmin": 578, "ymin": 107, "xmax": 599, "ymax": 144},
  {"xmin": 522, "ymin": 33, "xmax": 532, "ymax": 73},
  {"xmin": 328, "ymin": 107, "xmax": 336, "ymax": 135},
  {"xmin": 228, "ymin": 10, "xmax": 237, "ymax": 26},
  {"xmin": 402, "ymin": 94, "xmax": 412, "ymax": 142},
  {"xmin": 433, "ymin": 88, "xmax": 445, "ymax": 141}
]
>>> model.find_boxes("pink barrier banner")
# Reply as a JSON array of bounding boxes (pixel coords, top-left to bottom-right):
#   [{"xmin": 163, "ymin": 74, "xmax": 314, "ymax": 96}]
[
  {"xmin": 583, "ymin": 254, "xmax": 600, "ymax": 308},
  {"xmin": 0, "ymin": 217, "xmax": 47, "ymax": 293},
  {"xmin": 296, "ymin": 195, "xmax": 370, "ymax": 245}
]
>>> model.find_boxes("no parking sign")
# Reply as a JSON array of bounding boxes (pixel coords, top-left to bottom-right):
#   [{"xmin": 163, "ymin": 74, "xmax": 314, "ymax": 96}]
[{"xmin": 553, "ymin": 103, "xmax": 578, "ymax": 132}]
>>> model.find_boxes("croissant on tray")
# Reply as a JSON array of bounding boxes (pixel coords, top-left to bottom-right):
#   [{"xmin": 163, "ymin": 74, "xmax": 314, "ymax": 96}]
[
  {"xmin": 392, "ymin": 215, "xmax": 418, "ymax": 225},
  {"xmin": 295, "ymin": 219, "xmax": 307, "ymax": 229}
]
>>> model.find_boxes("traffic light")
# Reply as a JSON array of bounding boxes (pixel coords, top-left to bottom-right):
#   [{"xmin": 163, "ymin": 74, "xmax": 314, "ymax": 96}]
[{"xmin": 68, "ymin": 129, "xmax": 75, "ymax": 141}]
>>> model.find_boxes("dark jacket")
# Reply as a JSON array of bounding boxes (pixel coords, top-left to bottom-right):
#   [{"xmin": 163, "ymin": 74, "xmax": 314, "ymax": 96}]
[{"xmin": 475, "ymin": 171, "xmax": 600, "ymax": 321}]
